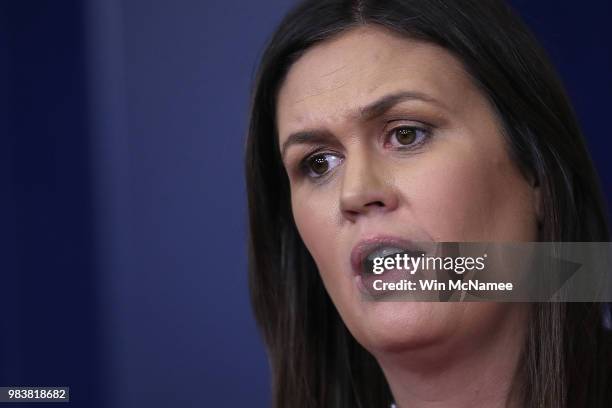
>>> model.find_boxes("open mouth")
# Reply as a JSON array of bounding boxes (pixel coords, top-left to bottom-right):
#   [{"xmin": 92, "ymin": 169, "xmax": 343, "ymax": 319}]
[
  {"xmin": 351, "ymin": 237, "xmax": 429, "ymax": 275},
  {"xmin": 350, "ymin": 237, "xmax": 435, "ymax": 298},
  {"xmin": 361, "ymin": 246, "xmax": 426, "ymax": 276}
]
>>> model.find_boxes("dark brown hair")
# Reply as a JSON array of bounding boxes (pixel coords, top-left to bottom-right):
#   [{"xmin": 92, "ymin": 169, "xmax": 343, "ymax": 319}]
[{"xmin": 245, "ymin": 1, "xmax": 612, "ymax": 406}]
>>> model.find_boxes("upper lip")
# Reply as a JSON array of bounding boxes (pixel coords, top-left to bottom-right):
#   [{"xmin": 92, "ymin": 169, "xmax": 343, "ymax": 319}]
[{"xmin": 350, "ymin": 236, "xmax": 428, "ymax": 276}]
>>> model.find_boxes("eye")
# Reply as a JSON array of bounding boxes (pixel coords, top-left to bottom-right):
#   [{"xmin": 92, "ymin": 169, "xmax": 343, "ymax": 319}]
[
  {"xmin": 386, "ymin": 125, "xmax": 430, "ymax": 148},
  {"xmin": 302, "ymin": 152, "xmax": 343, "ymax": 178}
]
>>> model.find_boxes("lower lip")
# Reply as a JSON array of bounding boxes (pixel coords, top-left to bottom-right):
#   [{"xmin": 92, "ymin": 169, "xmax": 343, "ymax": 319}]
[{"xmin": 356, "ymin": 268, "xmax": 416, "ymax": 298}]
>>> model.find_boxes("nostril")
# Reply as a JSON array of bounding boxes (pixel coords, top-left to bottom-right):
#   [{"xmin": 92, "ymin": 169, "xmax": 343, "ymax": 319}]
[{"xmin": 340, "ymin": 185, "xmax": 399, "ymax": 218}]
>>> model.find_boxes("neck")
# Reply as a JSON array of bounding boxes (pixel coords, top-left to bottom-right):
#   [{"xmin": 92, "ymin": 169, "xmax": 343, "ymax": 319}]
[{"xmin": 375, "ymin": 305, "xmax": 529, "ymax": 408}]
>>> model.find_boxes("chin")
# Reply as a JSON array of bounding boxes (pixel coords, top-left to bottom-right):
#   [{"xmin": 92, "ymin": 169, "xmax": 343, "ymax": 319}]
[{"xmin": 349, "ymin": 302, "xmax": 462, "ymax": 354}]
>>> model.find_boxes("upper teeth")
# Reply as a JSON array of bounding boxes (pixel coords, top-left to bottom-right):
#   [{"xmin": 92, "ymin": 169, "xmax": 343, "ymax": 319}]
[{"xmin": 366, "ymin": 247, "xmax": 406, "ymax": 261}]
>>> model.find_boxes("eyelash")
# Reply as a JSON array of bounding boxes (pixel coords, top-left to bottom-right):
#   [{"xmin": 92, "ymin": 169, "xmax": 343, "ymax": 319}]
[
  {"xmin": 384, "ymin": 123, "xmax": 431, "ymax": 150},
  {"xmin": 299, "ymin": 148, "xmax": 344, "ymax": 180},
  {"xmin": 298, "ymin": 124, "xmax": 432, "ymax": 180}
]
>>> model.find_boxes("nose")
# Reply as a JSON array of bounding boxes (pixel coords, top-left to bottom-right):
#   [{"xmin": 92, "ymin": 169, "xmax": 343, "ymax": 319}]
[{"xmin": 339, "ymin": 154, "xmax": 399, "ymax": 222}]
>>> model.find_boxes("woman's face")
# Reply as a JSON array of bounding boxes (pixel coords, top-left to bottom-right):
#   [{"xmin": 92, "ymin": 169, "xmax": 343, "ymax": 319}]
[{"xmin": 276, "ymin": 27, "xmax": 539, "ymax": 353}]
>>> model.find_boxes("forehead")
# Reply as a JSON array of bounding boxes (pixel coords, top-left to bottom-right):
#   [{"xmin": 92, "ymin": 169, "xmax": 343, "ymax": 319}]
[{"xmin": 276, "ymin": 26, "xmax": 477, "ymax": 140}]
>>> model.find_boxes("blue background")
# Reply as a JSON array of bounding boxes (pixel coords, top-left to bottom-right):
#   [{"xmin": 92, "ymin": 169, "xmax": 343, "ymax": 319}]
[{"xmin": 1, "ymin": 1, "xmax": 610, "ymax": 407}]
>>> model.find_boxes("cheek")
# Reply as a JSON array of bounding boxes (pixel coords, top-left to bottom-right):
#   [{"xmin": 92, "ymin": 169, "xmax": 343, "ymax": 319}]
[
  {"xmin": 402, "ymin": 140, "xmax": 537, "ymax": 242},
  {"xmin": 291, "ymin": 188, "xmax": 340, "ymax": 270},
  {"xmin": 290, "ymin": 185, "xmax": 356, "ymax": 312}
]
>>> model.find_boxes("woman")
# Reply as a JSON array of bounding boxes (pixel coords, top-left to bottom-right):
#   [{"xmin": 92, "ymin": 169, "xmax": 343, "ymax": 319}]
[{"xmin": 245, "ymin": 1, "xmax": 611, "ymax": 407}]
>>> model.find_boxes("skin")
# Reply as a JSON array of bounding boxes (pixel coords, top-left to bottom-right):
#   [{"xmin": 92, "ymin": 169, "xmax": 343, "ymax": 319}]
[{"xmin": 277, "ymin": 26, "xmax": 540, "ymax": 408}]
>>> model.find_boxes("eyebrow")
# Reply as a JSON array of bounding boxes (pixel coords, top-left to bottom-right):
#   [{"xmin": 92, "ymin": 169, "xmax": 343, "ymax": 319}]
[
  {"xmin": 280, "ymin": 91, "xmax": 442, "ymax": 158},
  {"xmin": 280, "ymin": 129, "xmax": 333, "ymax": 160},
  {"xmin": 360, "ymin": 91, "xmax": 443, "ymax": 120}
]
